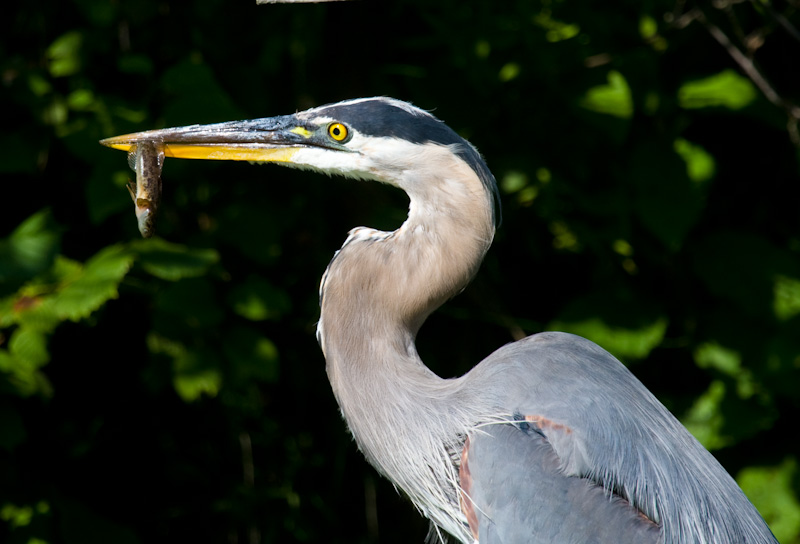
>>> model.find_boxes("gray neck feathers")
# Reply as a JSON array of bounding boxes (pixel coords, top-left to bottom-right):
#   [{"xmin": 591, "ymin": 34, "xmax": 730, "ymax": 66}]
[{"xmin": 316, "ymin": 153, "xmax": 496, "ymax": 542}]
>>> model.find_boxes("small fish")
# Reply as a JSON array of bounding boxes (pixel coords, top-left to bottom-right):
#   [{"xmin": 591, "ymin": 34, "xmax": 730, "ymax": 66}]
[{"xmin": 126, "ymin": 141, "xmax": 164, "ymax": 238}]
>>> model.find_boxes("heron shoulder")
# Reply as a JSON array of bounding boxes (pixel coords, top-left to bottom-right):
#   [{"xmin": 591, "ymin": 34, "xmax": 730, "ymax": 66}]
[{"xmin": 464, "ymin": 331, "xmax": 776, "ymax": 543}]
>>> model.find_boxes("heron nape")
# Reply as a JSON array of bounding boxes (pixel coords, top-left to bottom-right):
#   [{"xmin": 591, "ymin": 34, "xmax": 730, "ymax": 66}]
[{"xmin": 101, "ymin": 97, "xmax": 777, "ymax": 543}]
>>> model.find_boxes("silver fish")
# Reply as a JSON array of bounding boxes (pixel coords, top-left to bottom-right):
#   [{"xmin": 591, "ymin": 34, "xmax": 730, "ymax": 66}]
[{"xmin": 126, "ymin": 141, "xmax": 164, "ymax": 238}]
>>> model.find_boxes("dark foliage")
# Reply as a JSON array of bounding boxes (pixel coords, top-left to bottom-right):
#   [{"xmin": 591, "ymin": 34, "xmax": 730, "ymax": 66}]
[{"xmin": 1, "ymin": 0, "xmax": 799, "ymax": 542}]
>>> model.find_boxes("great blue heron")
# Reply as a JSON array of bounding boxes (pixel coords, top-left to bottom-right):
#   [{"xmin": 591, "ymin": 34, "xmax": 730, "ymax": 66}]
[{"xmin": 101, "ymin": 97, "xmax": 777, "ymax": 543}]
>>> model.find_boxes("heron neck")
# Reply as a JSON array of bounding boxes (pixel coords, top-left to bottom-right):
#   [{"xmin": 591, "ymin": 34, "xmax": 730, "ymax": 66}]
[
  {"xmin": 318, "ymin": 166, "xmax": 495, "ymax": 400},
  {"xmin": 314, "ymin": 160, "xmax": 495, "ymax": 543}
]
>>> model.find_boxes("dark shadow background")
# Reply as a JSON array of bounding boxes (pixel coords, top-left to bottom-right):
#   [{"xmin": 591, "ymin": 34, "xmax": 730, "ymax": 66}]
[{"xmin": 2, "ymin": 0, "xmax": 799, "ymax": 542}]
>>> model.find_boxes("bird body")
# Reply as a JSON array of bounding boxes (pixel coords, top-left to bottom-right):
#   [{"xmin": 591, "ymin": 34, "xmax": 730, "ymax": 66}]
[{"xmin": 101, "ymin": 97, "xmax": 777, "ymax": 543}]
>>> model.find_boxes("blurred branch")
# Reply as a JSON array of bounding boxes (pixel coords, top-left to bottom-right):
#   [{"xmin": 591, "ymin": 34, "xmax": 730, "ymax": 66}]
[
  {"xmin": 670, "ymin": 3, "xmax": 800, "ymax": 147},
  {"xmin": 756, "ymin": 0, "xmax": 800, "ymax": 43},
  {"xmin": 699, "ymin": 13, "xmax": 783, "ymax": 106}
]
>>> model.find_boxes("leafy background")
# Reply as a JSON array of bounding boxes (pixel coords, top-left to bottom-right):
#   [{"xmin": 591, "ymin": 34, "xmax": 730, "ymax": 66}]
[{"xmin": 2, "ymin": 0, "xmax": 799, "ymax": 542}]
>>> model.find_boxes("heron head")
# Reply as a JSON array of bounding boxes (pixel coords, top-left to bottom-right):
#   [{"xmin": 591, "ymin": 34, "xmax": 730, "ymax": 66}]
[{"xmin": 101, "ymin": 97, "xmax": 500, "ymax": 224}]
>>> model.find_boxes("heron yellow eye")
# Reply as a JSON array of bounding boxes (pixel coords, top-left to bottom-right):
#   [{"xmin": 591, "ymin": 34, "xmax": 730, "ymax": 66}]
[{"xmin": 328, "ymin": 123, "xmax": 349, "ymax": 142}]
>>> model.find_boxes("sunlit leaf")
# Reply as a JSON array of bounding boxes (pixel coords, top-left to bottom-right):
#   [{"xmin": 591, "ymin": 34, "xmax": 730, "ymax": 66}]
[
  {"xmin": 0, "ymin": 503, "xmax": 33, "ymax": 528},
  {"xmin": 67, "ymin": 89, "xmax": 95, "ymax": 111},
  {"xmin": 580, "ymin": 71, "xmax": 633, "ymax": 119},
  {"xmin": 172, "ymin": 350, "xmax": 222, "ymax": 402},
  {"xmin": 549, "ymin": 221, "xmax": 580, "ymax": 251},
  {"xmin": 0, "ymin": 349, "xmax": 53, "ymax": 398},
  {"xmin": 774, "ymin": 275, "xmax": 800, "ymax": 321},
  {"xmin": 682, "ymin": 380, "xmax": 730, "ymax": 450},
  {"xmin": 27, "ymin": 74, "xmax": 52, "ymax": 97},
  {"xmin": 551, "ymin": 316, "xmax": 668, "ymax": 359},
  {"xmin": 694, "ymin": 342, "xmax": 757, "ymax": 399},
  {"xmin": 47, "ymin": 31, "xmax": 82, "ymax": 78},
  {"xmin": 53, "ymin": 245, "xmax": 134, "ymax": 321},
  {"xmin": 738, "ymin": 458, "xmax": 800, "ymax": 543},
  {"xmin": 549, "ymin": 291, "xmax": 668, "ymax": 359},
  {"xmin": 502, "ymin": 170, "xmax": 538, "ymax": 205},
  {"xmin": 674, "ymin": 138, "xmax": 716, "ymax": 183},
  {"xmin": 678, "ymin": 69, "xmax": 757, "ymax": 110},
  {"xmin": 695, "ymin": 342, "xmax": 741, "ymax": 375},
  {"xmin": 146, "ymin": 332, "xmax": 187, "ymax": 359},
  {"xmin": 612, "ymin": 239, "xmax": 633, "ymax": 257},
  {"xmin": 499, "ymin": 63, "xmax": 521, "ymax": 82},
  {"xmin": 8, "ymin": 327, "xmax": 49, "ymax": 369},
  {"xmin": 501, "ymin": 171, "xmax": 528, "ymax": 193},
  {"xmin": 639, "ymin": 15, "xmax": 658, "ymax": 39},
  {"xmin": 42, "ymin": 97, "xmax": 68, "ymax": 126},
  {"xmin": 532, "ymin": 12, "xmax": 580, "ymax": 42}
]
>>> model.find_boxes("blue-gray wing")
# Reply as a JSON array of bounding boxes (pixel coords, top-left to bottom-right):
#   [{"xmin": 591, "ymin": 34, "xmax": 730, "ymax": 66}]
[
  {"xmin": 459, "ymin": 332, "xmax": 777, "ymax": 543},
  {"xmin": 461, "ymin": 423, "xmax": 662, "ymax": 544}
]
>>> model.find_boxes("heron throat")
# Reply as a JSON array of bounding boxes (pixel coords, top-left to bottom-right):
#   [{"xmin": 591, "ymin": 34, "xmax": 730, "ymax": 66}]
[{"xmin": 314, "ymin": 148, "xmax": 498, "ymax": 543}]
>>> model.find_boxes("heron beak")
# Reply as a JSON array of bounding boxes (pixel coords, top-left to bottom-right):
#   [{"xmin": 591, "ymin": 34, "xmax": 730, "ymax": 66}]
[{"xmin": 99, "ymin": 115, "xmax": 313, "ymax": 163}]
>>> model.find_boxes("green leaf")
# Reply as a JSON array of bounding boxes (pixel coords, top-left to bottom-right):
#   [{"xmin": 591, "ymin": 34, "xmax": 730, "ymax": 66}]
[
  {"xmin": 172, "ymin": 350, "xmax": 222, "ymax": 402},
  {"xmin": 682, "ymin": 380, "xmax": 730, "ymax": 450},
  {"xmin": 133, "ymin": 238, "xmax": 219, "ymax": 281},
  {"xmin": 774, "ymin": 275, "xmax": 800, "ymax": 321},
  {"xmin": 0, "ymin": 348, "xmax": 53, "ymax": 398},
  {"xmin": 498, "ymin": 63, "xmax": 521, "ymax": 82},
  {"xmin": 147, "ymin": 333, "xmax": 223, "ymax": 402},
  {"xmin": 53, "ymin": 245, "xmax": 134, "ymax": 321},
  {"xmin": 674, "ymin": 138, "xmax": 716, "ymax": 183},
  {"xmin": 694, "ymin": 342, "xmax": 757, "ymax": 399},
  {"xmin": 737, "ymin": 458, "xmax": 800, "ymax": 543},
  {"xmin": 66, "ymin": 88, "xmax": 95, "ymax": 111},
  {"xmin": 9, "ymin": 327, "xmax": 50, "ymax": 369},
  {"xmin": 2, "ymin": 327, "xmax": 54, "ymax": 396},
  {"xmin": 678, "ymin": 69, "xmax": 757, "ymax": 110},
  {"xmin": 548, "ymin": 290, "xmax": 668, "ymax": 359},
  {"xmin": 550, "ymin": 315, "xmax": 668, "ymax": 360},
  {"xmin": 0, "ymin": 503, "xmax": 33, "ymax": 528},
  {"xmin": 47, "ymin": 31, "xmax": 83, "ymax": 78},
  {"xmin": 0, "ymin": 209, "xmax": 61, "ymax": 292},
  {"xmin": 580, "ymin": 71, "xmax": 633, "ymax": 119},
  {"xmin": 639, "ymin": 15, "xmax": 658, "ymax": 39},
  {"xmin": 532, "ymin": 12, "xmax": 580, "ymax": 42}
]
